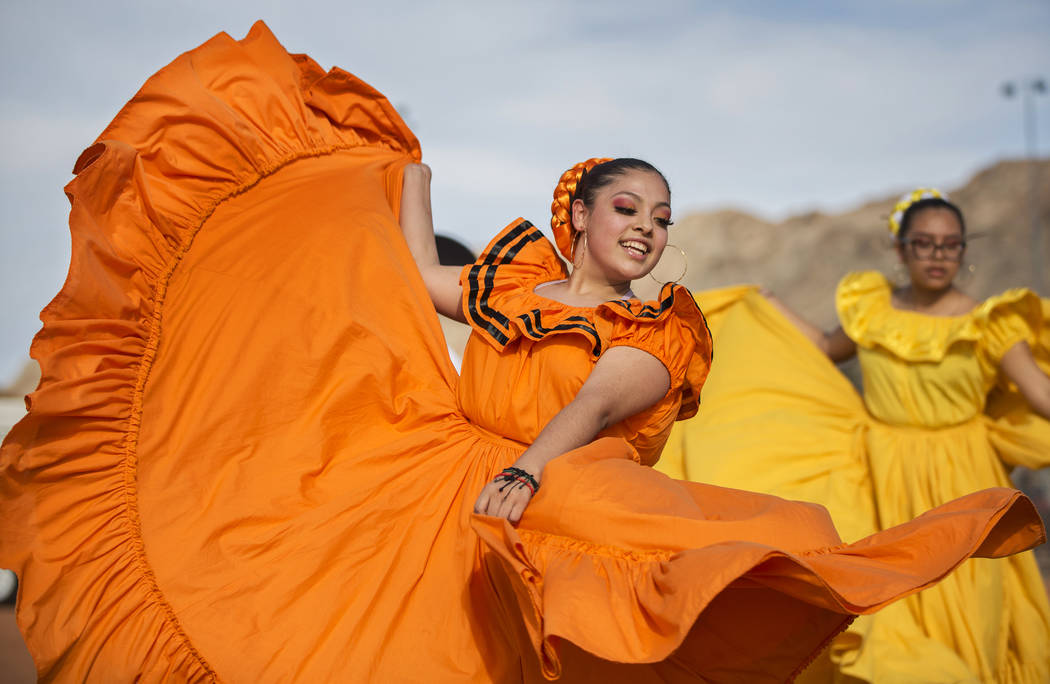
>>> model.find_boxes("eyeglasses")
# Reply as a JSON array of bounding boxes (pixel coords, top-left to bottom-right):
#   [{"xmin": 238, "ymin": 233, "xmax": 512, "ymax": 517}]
[{"xmin": 903, "ymin": 236, "xmax": 967, "ymax": 261}]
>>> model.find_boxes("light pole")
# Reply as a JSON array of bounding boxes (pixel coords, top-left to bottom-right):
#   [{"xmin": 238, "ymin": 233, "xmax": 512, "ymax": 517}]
[{"xmin": 1001, "ymin": 78, "xmax": 1047, "ymax": 293}]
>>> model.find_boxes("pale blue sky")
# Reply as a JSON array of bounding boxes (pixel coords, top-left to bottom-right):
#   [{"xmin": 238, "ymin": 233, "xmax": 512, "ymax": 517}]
[{"xmin": 1, "ymin": 0, "xmax": 1048, "ymax": 383}]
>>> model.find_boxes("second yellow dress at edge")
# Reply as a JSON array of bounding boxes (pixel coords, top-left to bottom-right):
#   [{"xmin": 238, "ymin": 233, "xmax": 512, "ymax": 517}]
[{"xmin": 659, "ymin": 272, "xmax": 1050, "ymax": 683}]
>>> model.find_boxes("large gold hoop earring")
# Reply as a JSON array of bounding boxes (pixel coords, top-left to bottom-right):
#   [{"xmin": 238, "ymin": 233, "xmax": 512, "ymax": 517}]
[
  {"xmin": 571, "ymin": 231, "xmax": 586, "ymax": 269},
  {"xmin": 649, "ymin": 244, "xmax": 688, "ymax": 283}
]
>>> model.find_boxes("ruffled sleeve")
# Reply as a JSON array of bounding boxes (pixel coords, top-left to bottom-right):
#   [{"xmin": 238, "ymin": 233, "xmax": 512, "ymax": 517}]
[
  {"xmin": 976, "ymin": 289, "xmax": 1045, "ymax": 469},
  {"xmin": 595, "ymin": 285, "xmax": 714, "ymax": 420},
  {"xmin": 985, "ymin": 296, "xmax": 1050, "ymax": 469},
  {"xmin": 833, "ymin": 270, "xmax": 977, "ymax": 361},
  {"xmin": 459, "ymin": 219, "xmax": 603, "ymax": 355},
  {"xmin": 975, "ymin": 289, "xmax": 1043, "ymax": 365},
  {"xmin": 836, "ymin": 271, "xmax": 891, "ymax": 346}
]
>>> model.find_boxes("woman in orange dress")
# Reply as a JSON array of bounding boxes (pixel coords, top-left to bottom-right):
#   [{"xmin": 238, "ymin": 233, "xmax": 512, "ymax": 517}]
[{"xmin": 0, "ymin": 22, "xmax": 1045, "ymax": 683}]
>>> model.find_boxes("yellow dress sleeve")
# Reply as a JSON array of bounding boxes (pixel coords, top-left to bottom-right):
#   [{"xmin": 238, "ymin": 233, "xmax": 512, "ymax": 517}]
[
  {"xmin": 975, "ymin": 289, "xmax": 1042, "ymax": 367},
  {"xmin": 835, "ymin": 270, "xmax": 892, "ymax": 348},
  {"xmin": 983, "ymin": 293, "xmax": 1050, "ymax": 469}
]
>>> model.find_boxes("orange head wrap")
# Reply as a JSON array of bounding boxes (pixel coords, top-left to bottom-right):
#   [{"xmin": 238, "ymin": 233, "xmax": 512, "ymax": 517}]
[{"xmin": 550, "ymin": 157, "xmax": 612, "ymax": 261}]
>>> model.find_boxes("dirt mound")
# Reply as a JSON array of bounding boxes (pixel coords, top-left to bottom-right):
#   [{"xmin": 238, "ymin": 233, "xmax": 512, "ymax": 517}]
[{"xmin": 633, "ymin": 158, "xmax": 1050, "ymax": 327}]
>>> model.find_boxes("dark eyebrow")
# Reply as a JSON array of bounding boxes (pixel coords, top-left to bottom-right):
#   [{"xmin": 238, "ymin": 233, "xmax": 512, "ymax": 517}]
[
  {"xmin": 908, "ymin": 232, "xmax": 964, "ymax": 240},
  {"xmin": 613, "ymin": 191, "xmax": 671, "ymax": 211}
]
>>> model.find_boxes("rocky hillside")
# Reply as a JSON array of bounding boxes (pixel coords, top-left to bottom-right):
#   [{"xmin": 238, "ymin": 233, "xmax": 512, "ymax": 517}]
[{"xmin": 632, "ymin": 158, "xmax": 1050, "ymax": 326}]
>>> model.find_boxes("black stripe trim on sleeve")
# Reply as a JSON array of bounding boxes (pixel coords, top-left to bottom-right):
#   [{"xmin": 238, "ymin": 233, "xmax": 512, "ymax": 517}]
[
  {"xmin": 517, "ymin": 310, "xmax": 603, "ymax": 356},
  {"xmin": 465, "ymin": 219, "xmax": 629, "ymax": 357},
  {"xmin": 610, "ymin": 284, "xmax": 714, "ymax": 360},
  {"xmin": 465, "ymin": 220, "xmax": 540, "ymax": 344}
]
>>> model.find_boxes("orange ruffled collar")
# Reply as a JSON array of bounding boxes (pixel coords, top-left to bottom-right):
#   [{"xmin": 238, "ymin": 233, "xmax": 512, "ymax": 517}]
[
  {"xmin": 460, "ymin": 219, "xmax": 712, "ymax": 420},
  {"xmin": 462, "ymin": 219, "xmax": 705, "ymax": 357}
]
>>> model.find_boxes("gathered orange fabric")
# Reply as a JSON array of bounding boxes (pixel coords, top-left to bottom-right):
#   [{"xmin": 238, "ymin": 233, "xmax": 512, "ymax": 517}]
[{"xmin": 0, "ymin": 22, "xmax": 1046, "ymax": 683}]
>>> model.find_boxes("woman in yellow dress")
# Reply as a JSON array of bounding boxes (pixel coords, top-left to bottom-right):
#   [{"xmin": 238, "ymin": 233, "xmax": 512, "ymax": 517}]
[{"xmin": 660, "ymin": 189, "xmax": 1050, "ymax": 682}]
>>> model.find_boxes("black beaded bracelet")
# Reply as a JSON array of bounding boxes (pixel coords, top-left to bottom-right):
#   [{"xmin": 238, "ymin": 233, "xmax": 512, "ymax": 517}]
[{"xmin": 497, "ymin": 466, "xmax": 540, "ymax": 495}]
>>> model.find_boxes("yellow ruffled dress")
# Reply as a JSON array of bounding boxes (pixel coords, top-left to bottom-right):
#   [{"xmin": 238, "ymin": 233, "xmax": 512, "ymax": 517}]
[{"xmin": 660, "ymin": 271, "xmax": 1050, "ymax": 683}]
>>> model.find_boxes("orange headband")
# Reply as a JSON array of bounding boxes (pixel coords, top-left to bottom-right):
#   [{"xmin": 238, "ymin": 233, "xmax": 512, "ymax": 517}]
[{"xmin": 550, "ymin": 157, "xmax": 612, "ymax": 261}]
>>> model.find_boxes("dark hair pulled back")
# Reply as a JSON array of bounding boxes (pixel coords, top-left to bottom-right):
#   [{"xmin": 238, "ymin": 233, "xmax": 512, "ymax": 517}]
[
  {"xmin": 898, "ymin": 198, "xmax": 966, "ymax": 241},
  {"xmin": 573, "ymin": 158, "xmax": 670, "ymax": 212}
]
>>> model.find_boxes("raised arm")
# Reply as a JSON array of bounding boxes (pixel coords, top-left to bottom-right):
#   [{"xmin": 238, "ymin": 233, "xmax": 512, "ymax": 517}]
[
  {"xmin": 762, "ymin": 291, "xmax": 856, "ymax": 363},
  {"xmin": 398, "ymin": 163, "xmax": 467, "ymax": 322},
  {"xmin": 474, "ymin": 346, "xmax": 671, "ymax": 523},
  {"xmin": 999, "ymin": 341, "xmax": 1050, "ymax": 420}
]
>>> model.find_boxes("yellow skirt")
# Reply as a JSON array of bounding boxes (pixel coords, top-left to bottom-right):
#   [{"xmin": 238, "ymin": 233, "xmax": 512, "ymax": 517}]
[{"xmin": 659, "ymin": 288, "xmax": 1050, "ymax": 683}]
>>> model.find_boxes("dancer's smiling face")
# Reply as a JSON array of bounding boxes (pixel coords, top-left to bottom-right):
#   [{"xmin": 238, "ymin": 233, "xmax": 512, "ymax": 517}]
[{"xmin": 571, "ymin": 169, "xmax": 672, "ymax": 284}]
